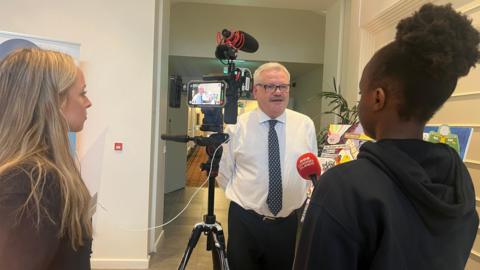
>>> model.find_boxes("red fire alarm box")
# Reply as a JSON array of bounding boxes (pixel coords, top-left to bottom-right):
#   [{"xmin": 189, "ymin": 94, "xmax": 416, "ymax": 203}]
[{"xmin": 114, "ymin": 142, "xmax": 123, "ymax": 151}]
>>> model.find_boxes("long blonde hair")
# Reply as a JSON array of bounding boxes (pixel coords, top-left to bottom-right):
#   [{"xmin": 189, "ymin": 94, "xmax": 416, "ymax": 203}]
[{"xmin": 0, "ymin": 48, "xmax": 92, "ymax": 249}]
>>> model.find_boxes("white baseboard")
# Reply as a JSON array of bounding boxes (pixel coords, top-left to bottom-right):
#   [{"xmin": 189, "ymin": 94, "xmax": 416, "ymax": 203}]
[
  {"xmin": 92, "ymin": 231, "xmax": 163, "ymax": 269},
  {"xmin": 91, "ymin": 257, "xmax": 150, "ymax": 269}
]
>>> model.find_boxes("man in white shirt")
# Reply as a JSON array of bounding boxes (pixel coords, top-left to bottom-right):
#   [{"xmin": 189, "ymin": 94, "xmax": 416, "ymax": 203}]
[
  {"xmin": 217, "ymin": 62, "xmax": 318, "ymax": 270},
  {"xmin": 191, "ymin": 85, "xmax": 210, "ymax": 104}
]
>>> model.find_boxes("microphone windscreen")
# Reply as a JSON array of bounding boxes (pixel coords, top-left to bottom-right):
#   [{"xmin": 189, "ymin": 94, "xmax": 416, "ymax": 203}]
[
  {"xmin": 296, "ymin": 152, "xmax": 322, "ymax": 180},
  {"xmin": 238, "ymin": 31, "xmax": 259, "ymax": 53}
]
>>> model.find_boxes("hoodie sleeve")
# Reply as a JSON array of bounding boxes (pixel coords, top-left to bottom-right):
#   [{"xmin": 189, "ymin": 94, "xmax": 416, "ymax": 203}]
[
  {"xmin": 294, "ymin": 202, "xmax": 362, "ymax": 270},
  {"xmin": 294, "ymin": 167, "xmax": 365, "ymax": 270}
]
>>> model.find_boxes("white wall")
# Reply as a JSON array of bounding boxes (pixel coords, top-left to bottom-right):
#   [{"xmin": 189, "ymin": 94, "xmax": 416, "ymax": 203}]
[
  {"xmin": 360, "ymin": 0, "xmax": 401, "ymax": 25},
  {"xmin": 293, "ymin": 67, "xmax": 324, "ymax": 131},
  {"xmin": 165, "ymin": 95, "xmax": 187, "ymax": 193},
  {"xmin": 340, "ymin": 0, "xmax": 362, "ymax": 106},
  {"xmin": 341, "ymin": 0, "xmax": 473, "ymax": 105},
  {"xmin": 321, "ymin": 0, "xmax": 346, "ymax": 129},
  {"xmin": 150, "ymin": 0, "xmax": 170, "ymax": 259},
  {"xmin": 322, "ymin": 0, "xmax": 344, "ymax": 91},
  {"xmin": 170, "ymin": 3, "xmax": 325, "ymax": 64},
  {"xmin": 0, "ymin": 0, "xmax": 159, "ymax": 268}
]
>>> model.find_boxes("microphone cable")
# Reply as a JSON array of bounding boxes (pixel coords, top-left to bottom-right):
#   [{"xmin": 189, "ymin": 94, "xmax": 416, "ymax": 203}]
[
  {"xmin": 300, "ymin": 185, "xmax": 314, "ymax": 223},
  {"xmin": 95, "ymin": 136, "xmax": 231, "ymax": 232}
]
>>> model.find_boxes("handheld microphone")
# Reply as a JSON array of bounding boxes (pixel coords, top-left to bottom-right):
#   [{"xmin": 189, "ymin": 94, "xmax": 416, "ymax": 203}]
[
  {"xmin": 222, "ymin": 29, "xmax": 259, "ymax": 53},
  {"xmin": 296, "ymin": 152, "xmax": 322, "ymax": 189},
  {"xmin": 296, "ymin": 152, "xmax": 322, "ymax": 223}
]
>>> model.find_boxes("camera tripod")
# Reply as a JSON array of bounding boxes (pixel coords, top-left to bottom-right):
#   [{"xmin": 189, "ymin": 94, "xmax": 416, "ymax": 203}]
[
  {"xmin": 178, "ymin": 175, "xmax": 229, "ymax": 270},
  {"xmin": 161, "ymin": 133, "xmax": 230, "ymax": 270}
]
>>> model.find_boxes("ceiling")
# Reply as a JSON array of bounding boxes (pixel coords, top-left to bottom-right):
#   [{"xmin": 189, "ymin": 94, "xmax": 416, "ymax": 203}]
[
  {"xmin": 171, "ymin": 0, "xmax": 338, "ymax": 14},
  {"xmin": 169, "ymin": 0, "xmax": 328, "ymax": 81},
  {"xmin": 169, "ymin": 55, "xmax": 322, "ymax": 81}
]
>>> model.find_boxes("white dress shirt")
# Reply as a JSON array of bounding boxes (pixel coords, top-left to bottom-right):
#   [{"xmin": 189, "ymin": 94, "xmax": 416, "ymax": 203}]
[{"xmin": 217, "ymin": 108, "xmax": 318, "ymax": 217}]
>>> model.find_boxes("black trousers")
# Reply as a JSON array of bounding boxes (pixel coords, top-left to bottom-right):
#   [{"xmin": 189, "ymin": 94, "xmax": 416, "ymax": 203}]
[{"xmin": 227, "ymin": 201, "xmax": 298, "ymax": 270}]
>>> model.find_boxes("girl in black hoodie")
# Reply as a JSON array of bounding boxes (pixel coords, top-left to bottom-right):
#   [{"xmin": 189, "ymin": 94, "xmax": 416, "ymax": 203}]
[{"xmin": 294, "ymin": 4, "xmax": 479, "ymax": 270}]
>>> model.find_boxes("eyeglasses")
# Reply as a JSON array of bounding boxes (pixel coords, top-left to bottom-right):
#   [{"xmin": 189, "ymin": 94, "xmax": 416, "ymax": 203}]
[{"xmin": 256, "ymin": 84, "xmax": 290, "ymax": 93}]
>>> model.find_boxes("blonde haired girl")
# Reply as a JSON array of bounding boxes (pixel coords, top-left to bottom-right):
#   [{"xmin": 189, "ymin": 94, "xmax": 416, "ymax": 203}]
[{"xmin": 0, "ymin": 48, "xmax": 93, "ymax": 270}]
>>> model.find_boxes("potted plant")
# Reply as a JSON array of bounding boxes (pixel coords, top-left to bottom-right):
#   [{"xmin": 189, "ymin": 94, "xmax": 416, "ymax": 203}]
[{"xmin": 317, "ymin": 78, "xmax": 359, "ymax": 149}]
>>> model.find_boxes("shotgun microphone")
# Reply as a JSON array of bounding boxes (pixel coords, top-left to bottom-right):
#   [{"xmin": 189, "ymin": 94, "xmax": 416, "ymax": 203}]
[
  {"xmin": 221, "ymin": 29, "xmax": 259, "ymax": 53},
  {"xmin": 215, "ymin": 29, "xmax": 259, "ymax": 60}
]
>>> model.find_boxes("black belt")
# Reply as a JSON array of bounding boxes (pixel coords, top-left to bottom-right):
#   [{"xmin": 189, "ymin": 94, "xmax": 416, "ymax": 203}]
[{"xmin": 233, "ymin": 202, "xmax": 297, "ymax": 223}]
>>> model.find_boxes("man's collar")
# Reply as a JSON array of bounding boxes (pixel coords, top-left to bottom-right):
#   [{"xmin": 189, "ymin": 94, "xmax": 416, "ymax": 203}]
[{"xmin": 256, "ymin": 108, "xmax": 286, "ymax": 124}]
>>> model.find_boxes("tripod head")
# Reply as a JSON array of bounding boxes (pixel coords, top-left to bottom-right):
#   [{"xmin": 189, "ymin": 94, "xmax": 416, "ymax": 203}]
[
  {"xmin": 198, "ymin": 133, "xmax": 229, "ymax": 176},
  {"xmin": 161, "ymin": 133, "xmax": 228, "ymax": 147},
  {"xmin": 161, "ymin": 132, "xmax": 229, "ymax": 224},
  {"xmin": 160, "ymin": 133, "xmax": 229, "ymax": 176}
]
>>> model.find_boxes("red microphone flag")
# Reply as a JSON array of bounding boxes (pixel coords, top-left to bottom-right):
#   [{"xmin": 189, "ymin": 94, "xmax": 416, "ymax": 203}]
[{"xmin": 296, "ymin": 152, "xmax": 322, "ymax": 180}]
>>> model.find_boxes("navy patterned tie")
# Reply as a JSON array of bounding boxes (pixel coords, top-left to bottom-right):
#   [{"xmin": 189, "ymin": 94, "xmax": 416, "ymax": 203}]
[{"xmin": 267, "ymin": 119, "xmax": 282, "ymax": 216}]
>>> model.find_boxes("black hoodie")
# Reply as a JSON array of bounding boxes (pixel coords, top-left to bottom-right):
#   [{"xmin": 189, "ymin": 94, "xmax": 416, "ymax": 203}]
[{"xmin": 294, "ymin": 139, "xmax": 478, "ymax": 270}]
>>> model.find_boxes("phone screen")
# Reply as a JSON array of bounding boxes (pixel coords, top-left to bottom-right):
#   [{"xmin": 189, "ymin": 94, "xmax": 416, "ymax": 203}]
[{"xmin": 187, "ymin": 81, "xmax": 226, "ymax": 107}]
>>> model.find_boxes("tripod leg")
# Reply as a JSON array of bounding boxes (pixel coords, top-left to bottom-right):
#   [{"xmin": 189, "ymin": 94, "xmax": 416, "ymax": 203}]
[
  {"xmin": 210, "ymin": 226, "xmax": 230, "ymax": 270},
  {"xmin": 215, "ymin": 247, "xmax": 229, "ymax": 270},
  {"xmin": 178, "ymin": 223, "xmax": 205, "ymax": 270},
  {"xmin": 208, "ymin": 232, "xmax": 220, "ymax": 270}
]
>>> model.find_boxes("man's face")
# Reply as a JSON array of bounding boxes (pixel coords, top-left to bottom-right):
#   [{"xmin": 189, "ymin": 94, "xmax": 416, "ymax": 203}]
[
  {"xmin": 253, "ymin": 69, "xmax": 290, "ymax": 118},
  {"xmin": 198, "ymin": 87, "xmax": 205, "ymax": 94}
]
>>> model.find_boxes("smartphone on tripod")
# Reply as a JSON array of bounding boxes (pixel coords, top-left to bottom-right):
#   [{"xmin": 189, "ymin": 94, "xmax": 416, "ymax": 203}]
[{"xmin": 162, "ymin": 29, "xmax": 258, "ymax": 268}]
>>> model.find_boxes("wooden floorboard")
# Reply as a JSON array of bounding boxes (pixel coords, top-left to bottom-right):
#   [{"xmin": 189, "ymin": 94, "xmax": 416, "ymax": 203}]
[{"xmin": 186, "ymin": 146, "xmax": 209, "ymax": 187}]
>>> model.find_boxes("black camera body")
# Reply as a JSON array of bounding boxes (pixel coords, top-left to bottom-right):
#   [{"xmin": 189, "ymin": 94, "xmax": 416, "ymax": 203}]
[
  {"xmin": 185, "ymin": 29, "xmax": 258, "ymax": 132},
  {"xmin": 188, "ymin": 60, "xmax": 250, "ymax": 132},
  {"xmin": 163, "ymin": 29, "xmax": 258, "ymax": 166}
]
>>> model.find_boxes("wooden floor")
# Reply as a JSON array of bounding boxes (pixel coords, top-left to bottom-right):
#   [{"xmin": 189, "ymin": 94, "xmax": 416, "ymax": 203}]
[{"xmin": 186, "ymin": 146, "xmax": 210, "ymax": 187}]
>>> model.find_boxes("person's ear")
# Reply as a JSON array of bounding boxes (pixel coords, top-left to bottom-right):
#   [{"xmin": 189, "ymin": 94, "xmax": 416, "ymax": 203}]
[
  {"xmin": 372, "ymin": 87, "xmax": 386, "ymax": 111},
  {"xmin": 253, "ymin": 85, "xmax": 259, "ymax": 99}
]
